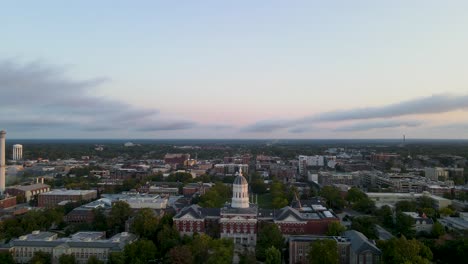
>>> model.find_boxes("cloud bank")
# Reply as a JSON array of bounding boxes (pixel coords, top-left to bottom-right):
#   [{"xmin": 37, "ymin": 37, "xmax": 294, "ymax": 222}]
[
  {"xmin": 0, "ymin": 59, "xmax": 195, "ymax": 134},
  {"xmin": 243, "ymin": 93, "xmax": 468, "ymax": 133}
]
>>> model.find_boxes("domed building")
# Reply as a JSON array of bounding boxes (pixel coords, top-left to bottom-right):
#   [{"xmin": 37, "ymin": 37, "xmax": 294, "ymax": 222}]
[{"xmin": 219, "ymin": 168, "xmax": 258, "ymax": 246}]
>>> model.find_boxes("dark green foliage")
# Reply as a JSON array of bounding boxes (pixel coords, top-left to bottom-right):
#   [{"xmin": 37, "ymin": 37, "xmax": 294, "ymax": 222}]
[
  {"xmin": 0, "ymin": 252, "xmax": 15, "ymax": 264},
  {"xmin": 350, "ymin": 216, "xmax": 378, "ymax": 239},
  {"xmin": 123, "ymin": 239, "xmax": 157, "ymax": 264},
  {"xmin": 376, "ymin": 205, "xmax": 394, "ymax": 228},
  {"xmin": 108, "ymin": 201, "xmax": 131, "ymax": 234},
  {"xmin": 346, "ymin": 187, "xmax": 367, "ymax": 203},
  {"xmin": 395, "ymin": 212, "xmax": 416, "ymax": 238},
  {"xmin": 198, "ymin": 182, "xmax": 231, "ymax": 207},
  {"xmin": 87, "ymin": 256, "xmax": 104, "ymax": 264},
  {"xmin": 190, "ymin": 234, "xmax": 234, "ymax": 264},
  {"xmin": 326, "ymin": 221, "xmax": 346, "ymax": 236},
  {"xmin": 256, "ymin": 222, "xmax": 284, "ymax": 261},
  {"xmin": 167, "ymin": 245, "xmax": 194, "ymax": 264},
  {"xmin": 431, "ymin": 238, "xmax": 468, "ymax": 264},
  {"xmin": 378, "ymin": 236, "xmax": 433, "ymax": 264},
  {"xmin": 431, "ymin": 222, "xmax": 445, "ymax": 238},
  {"xmin": 130, "ymin": 208, "xmax": 159, "ymax": 239},
  {"xmin": 265, "ymin": 246, "xmax": 281, "ymax": 264},
  {"xmin": 395, "ymin": 200, "xmax": 417, "ymax": 212},
  {"xmin": 308, "ymin": 239, "xmax": 339, "ymax": 264},
  {"xmin": 58, "ymin": 254, "xmax": 76, "ymax": 264},
  {"xmin": 320, "ymin": 186, "xmax": 345, "ymax": 210},
  {"xmin": 270, "ymin": 181, "xmax": 289, "ymax": 209},
  {"xmin": 166, "ymin": 172, "xmax": 193, "ymax": 183},
  {"xmin": 29, "ymin": 251, "xmax": 52, "ymax": 264}
]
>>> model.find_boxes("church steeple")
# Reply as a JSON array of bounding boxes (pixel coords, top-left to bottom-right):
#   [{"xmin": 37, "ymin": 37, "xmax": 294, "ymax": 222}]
[{"xmin": 231, "ymin": 168, "xmax": 249, "ymax": 208}]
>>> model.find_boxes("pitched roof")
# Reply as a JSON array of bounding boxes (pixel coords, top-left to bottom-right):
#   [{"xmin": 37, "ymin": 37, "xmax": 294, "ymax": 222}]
[{"xmin": 344, "ymin": 230, "xmax": 381, "ymax": 255}]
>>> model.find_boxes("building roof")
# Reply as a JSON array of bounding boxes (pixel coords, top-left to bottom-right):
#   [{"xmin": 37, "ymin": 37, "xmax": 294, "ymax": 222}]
[
  {"xmin": 233, "ymin": 175, "xmax": 248, "ymax": 185},
  {"xmin": 40, "ymin": 189, "xmax": 96, "ymax": 196},
  {"xmin": 7, "ymin": 184, "xmax": 49, "ymax": 192},
  {"xmin": 344, "ymin": 230, "xmax": 381, "ymax": 255}
]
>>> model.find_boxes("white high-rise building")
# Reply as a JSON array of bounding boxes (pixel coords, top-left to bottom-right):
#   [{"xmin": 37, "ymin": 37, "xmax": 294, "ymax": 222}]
[
  {"xmin": 0, "ymin": 130, "xmax": 6, "ymax": 194},
  {"xmin": 13, "ymin": 144, "xmax": 23, "ymax": 161}
]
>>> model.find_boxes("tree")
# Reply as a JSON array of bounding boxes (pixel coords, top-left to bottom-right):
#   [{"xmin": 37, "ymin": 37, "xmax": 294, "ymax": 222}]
[
  {"xmin": 30, "ymin": 251, "xmax": 52, "ymax": 264},
  {"xmin": 206, "ymin": 238, "xmax": 234, "ymax": 264},
  {"xmin": 350, "ymin": 216, "xmax": 378, "ymax": 239},
  {"xmin": 167, "ymin": 245, "xmax": 193, "ymax": 264},
  {"xmin": 326, "ymin": 221, "xmax": 346, "ymax": 236},
  {"xmin": 92, "ymin": 208, "xmax": 108, "ymax": 231},
  {"xmin": 130, "ymin": 208, "xmax": 159, "ymax": 239},
  {"xmin": 108, "ymin": 252, "xmax": 125, "ymax": 264},
  {"xmin": 352, "ymin": 197, "xmax": 376, "ymax": 214},
  {"xmin": 439, "ymin": 207, "xmax": 455, "ymax": 217},
  {"xmin": 123, "ymin": 239, "xmax": 157, "ymax": 264},
  {"xmin": 431, "ymin": 222, "xmax": 445, "ymax": 238},
  {"xmin": 251, "ymin": 178, "xmax": 267, "ymax": 194},
  {"xmin": 156, "ymin": 224, "xmax": 180, "ymax": 257},
  {"xmin": 308, "ymin": 239, "xmax": 339, "ymax": 264},
  {"xmin": 108, "ymin": 201, "xmax": 131, "ymax": 233},
  {"xmin": 265, "ymin": 246, "xmax": 281, "ymax": 264},
  {"xmin": 395, "ymin": 212, "xmax": 416, "ymax": 238},
  {"xmin": 320, "ymin": 186, "xmax": 345, "ymax": 210},
  {"xmin": 395, "ymin": 200, "xmax": 417, "ymax": 212},
  {"xmin": 198, "ymin": 182, "xmax": 231, "ymax": 208},
  {"xmin": 256, "ymin": 223, "xmax": 284, "ymax": 261},
  {"xmin": 0, "ymin": 252, "xmax": 15, "ymax": 264},
  {"xmin": 58, "ymin": 254, "xmax": 76, "ymax": 264},
  {"xmin": 87, "ymin": 256, "xmax": 104, "ymax": 264},
  {"xmin": 378, "ymin": 236, "xmax": 433, "ymax": 264},
  {"xmin": 346, "ymin": 187, "xmax": 367, "ymax": 204},
  {"xmin": 376, "ymin": 205, "xmax": 394, "ymax": 228}
]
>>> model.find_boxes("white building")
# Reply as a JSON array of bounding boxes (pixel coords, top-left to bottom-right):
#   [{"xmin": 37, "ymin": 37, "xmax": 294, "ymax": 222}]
[
  {"xmin": 9, "ymin": 231, "xmax": 136, "ymax": 264},
  {"xmin": 367, "ymin": 192, "xmax": 452, "ymax": 210},
  {"xmin": 13, "ymin": 144, "xmax": 23, "ymax": 161}
]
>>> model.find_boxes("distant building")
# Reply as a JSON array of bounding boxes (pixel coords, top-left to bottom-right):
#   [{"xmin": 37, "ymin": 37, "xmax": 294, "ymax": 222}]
[
  {"xmin": 174, "ymin": 171, "xmax": 339, "ymax": 245},
  {"xmin": 367, "ymin": 192, "xmax": 451, "ymax": 210},
  {"xmin": 439, "ymin": 212, "xmax": 468, "ymax": 231},
  {"xmin": 402, "ymin": 212, "xmax": 434, "ymax": 233},
  {"xmin": 12, "ymin": 144, "xmax": 23, "ymax": 161},
  {"xmin": 8, "ymin": 231, "xmax": 136, "ymax": 264},
  {"xmin": 425, "ymin": 167, "xmax": 449, "ymax": 181},
  {"xmin": 38, "ymin": 189, "xmax": 97, "ymax": 208},
  {"xmin": 370, "ymin": 153, "xmax": 399, "ymax": 162},
  {"xmin": 6, "ymin": 183, "xmax": 50, "ymax": 202},
  {"xmin": 164, "ymin": 153, "xmax": 190, "ymax": 168},
  {"xmin": 0, "ymin": 195, "xmax": 16, "ymax": 209},
  {"xmin": 288, "ymin": 230, "xmax": 381, "ymax": 264},
  {"xmin": 213, "ymin": 163, "xmax": 248, "ymax": 175}
]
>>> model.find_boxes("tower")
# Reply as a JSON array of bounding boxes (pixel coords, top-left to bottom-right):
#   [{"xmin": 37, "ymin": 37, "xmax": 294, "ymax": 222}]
[
  {"xmin": 231, "ymin": 168, "xmax": 249, "ymax": 208},
  {"xmin": 13, "ymin": 144, "xmax": 23, "ymax": 161},
  {"xmin": 0, "ymin": 130, "xmax": 6, "ymax": 194}
]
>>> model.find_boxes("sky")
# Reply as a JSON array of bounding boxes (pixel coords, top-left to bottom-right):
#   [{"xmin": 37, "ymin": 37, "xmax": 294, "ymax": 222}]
[{"xmin": 1, "ymin": 1, "xmax": 468, "ymax": 139}]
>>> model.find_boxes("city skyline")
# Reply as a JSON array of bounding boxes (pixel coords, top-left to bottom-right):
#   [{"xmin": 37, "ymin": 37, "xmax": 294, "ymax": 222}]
[{"xmin": 1, "ymin": 1, "xmax": 468, "ymax": 139}]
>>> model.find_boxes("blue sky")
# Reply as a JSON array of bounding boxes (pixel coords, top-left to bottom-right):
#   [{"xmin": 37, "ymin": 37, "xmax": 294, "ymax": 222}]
[{"xmin": 1, "ymin": 1, "xmax": 468, "ymax": 139}]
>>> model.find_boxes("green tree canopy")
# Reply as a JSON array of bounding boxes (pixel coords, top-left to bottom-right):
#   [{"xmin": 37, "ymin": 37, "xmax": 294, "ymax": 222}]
[
  {"xmin": 167, "ymin": 245, "xmax": 193, "ymax": 264},
  {"xmin": 320, "ymin": 186, "xmax": 345, "ymax": 210},
  {"xmin": 395, "ymin": 212, "xmax": 416, "ymax": 238},
  {"xmin": 58, "ymin": 254, "xmax": 76, "ymax": 264},
  {"xmin": 108, "ymin": 201, "xmax": 131, "ymax": 233},
  {"xmin": 0, "ymin": 252, "xmax": 15, "ymax": 264},
  {"xmin": 130, "ymin": 208, "xmax": 159, "ymax": 239},
  {"xmin": 123, "ymin": 239, "xmax": 157, "ymax": 264},
  {"xmin": 378, "ymin": 236, "xmax": 433, "ymax": 264},
  {"xmin": 346, "ymin": 187, "xmax": 367, "ymax": 203},
  {"xmin": 265, "ymin": 246, "xmax": 281, "ymax": 264},
  {"xmin": 326, "ymin": 221, "xmax": 347, "ymax": 236},
  {"xmin": 30, "ymin": 251, "xmax": 52, "ymax": 264},
  {"xmin": 198, "ymin": 182, "xmax": 232, "ymax": 207},
  {"xmin": 256, "ymin": 223, "xmax": 284, "ymax": 261},
  {"xmin": 350, "ymin": 216, "xmax": 378, "ymax": 239},
  {"xmin": 308, "ymin": 239, "xmax": 339, "ymax": 264},
  {"xmin": 87, "ymin": 256, "xmax": 104, "ymax": 264}
]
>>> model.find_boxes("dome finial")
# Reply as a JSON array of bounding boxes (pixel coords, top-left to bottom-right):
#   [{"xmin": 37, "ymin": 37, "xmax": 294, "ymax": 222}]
[{"xmin": 239, "ymin": 167, "xmax": 243, "ymax": 176}]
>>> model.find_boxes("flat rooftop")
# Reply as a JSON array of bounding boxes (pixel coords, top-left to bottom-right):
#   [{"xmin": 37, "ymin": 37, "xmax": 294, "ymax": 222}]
[{"xmin": 40, "ymin": 189, "xmax": 96, "ymax": 196}]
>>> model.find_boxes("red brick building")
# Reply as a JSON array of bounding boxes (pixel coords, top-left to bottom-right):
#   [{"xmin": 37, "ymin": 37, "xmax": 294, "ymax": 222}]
[
  {"xmin": 0, "ymin": 196, "xmax": 16, "ymax": 209},
  {"xmin": 38, "ymin": 189, "xmax": 97, "ymax": 208}
]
